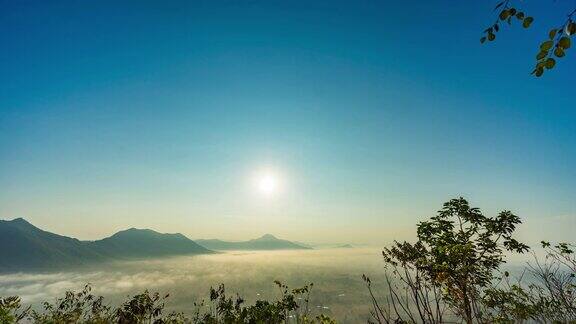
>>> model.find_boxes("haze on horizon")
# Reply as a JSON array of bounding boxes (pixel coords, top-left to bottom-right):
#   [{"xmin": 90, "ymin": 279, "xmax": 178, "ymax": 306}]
[{"xmin": 1, "ymin": 0, "xmax": 574, "ymax": 246}]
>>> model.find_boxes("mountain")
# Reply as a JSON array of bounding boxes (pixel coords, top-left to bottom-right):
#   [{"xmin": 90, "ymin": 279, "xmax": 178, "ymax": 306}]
[
  {"xmin": 91, "ymin": 228, "xmax": 211, "ymax": 259},
  {"xmin": 0, "ymin": 218, "xmax": 310, "ymax": 273},
  {"xmin": 0, "ymin": 218, "xmax": 106, "ymax": 272},
  {"xmin": 196, "ymin": 234, "xmax": 312, "ymax": 251},
  {"xmin": 0, "ymin": 218, "xmax": 212, "ymax": 273},
  {"xmin": 287, "ymin": 242, "xmax": 356, "ymax": 249}
]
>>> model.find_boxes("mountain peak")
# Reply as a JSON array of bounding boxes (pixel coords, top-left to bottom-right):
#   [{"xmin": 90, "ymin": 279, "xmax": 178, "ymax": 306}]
[
  {"xmin": 104, "ymin": 228, "xmax": 196, "ymax": 245},
  {"xmin": 9, "ymin": 217, "xmax": 31, "ymax": 224},
  {"xmin": 197, "ymin": 234, "xmax": 311, "ymax": 251},
  {"xmin": 258, "ymin": 234, "xmax": 278, "ymax": 240},
  {"xmin": 109, "ymin": 228, "xmax": 159, "ymax": 238},
  {"xmin": 125, "ymin": 227, "xmax": 152, "ymax": 233},
  {"xmin": 2, "ymin": 217, "xmax": 38, "ymax": 231}
]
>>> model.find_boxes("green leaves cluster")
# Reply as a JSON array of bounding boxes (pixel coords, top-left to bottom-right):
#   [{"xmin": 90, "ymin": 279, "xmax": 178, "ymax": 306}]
[
  {"xmin": 0, "ymin": 297, "xmax": 29, "ymax": 323},
  {"xmin": 29, "ymin": 285, "xmax": 115, "ymax": 323},
  {"xmin": 482, "ymin": 284, "xmax": 556, "ymax": 322},
  {"xmin": 532, "ymin": 21, "xmax": 575, "ymax": 77},
  {"xmin": 480, "ymin": 1, "xmax": 532, "ymax": 44},
  {"xmin": 482, "ymin": 0, "xmax": 576, "ymax": 76}
]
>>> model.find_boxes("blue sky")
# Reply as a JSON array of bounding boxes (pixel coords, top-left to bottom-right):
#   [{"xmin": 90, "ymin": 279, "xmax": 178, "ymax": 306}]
[{"xmin": 0, "ymin": 0, "xmax": 574, "ymax": 244}]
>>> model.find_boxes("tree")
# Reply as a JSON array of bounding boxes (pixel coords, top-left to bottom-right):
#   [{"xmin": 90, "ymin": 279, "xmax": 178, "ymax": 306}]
[
  {"xmin": 481, "ymin": 0, "xmax": 576, "ymax": 76},
  {"xmin": 366, "ymin": 197, "xmax": 529, "ymax": 323}
]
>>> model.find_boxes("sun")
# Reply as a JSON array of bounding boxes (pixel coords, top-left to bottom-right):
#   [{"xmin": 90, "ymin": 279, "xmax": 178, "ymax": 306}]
[
  {"xmin": 255, "ymin": 171, "xmax": 281, "ymax": 197},
  {"xmin": 257, "ymin": 173, "xmax": 277, "ymax": 196}
]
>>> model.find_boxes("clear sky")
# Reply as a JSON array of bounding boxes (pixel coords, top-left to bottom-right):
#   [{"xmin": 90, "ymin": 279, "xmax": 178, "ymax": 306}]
[{"xmin": 1, "ymin": 0, "xmax": 574, "ymax": 245}]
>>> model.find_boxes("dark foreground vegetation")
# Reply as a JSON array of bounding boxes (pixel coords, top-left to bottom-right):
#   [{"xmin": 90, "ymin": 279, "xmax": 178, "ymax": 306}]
[
  {"xmin": 0, "ymin": 281, "xmax": 335, "ymax": 324},
  {"xmin": 1, "ymin": 198, "xmax": 575, "ymax": 323}
]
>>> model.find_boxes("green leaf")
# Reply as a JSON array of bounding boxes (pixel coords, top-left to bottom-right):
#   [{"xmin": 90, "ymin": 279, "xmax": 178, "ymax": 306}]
[
  {"xmin": 508, "ymin": 8, "xmax": 517, "ymax": 16},
  {"xmin": 499, "ymin": 9, "xmax": 510, "ymax": 21},
  {"xmin": 534, "ymin": 66, "xmax": 544, "ymax": 77},
  {"xmin": 545, "ymin": 58, "xmax": 556, "ymax": 69},
  {"xmin": 558, "ymin": 37, "xmax": 571, "ymax": 49},
  {"xmin": 515, "ymin": 12, "xmax": 525, "ymax": 20},
  {"xmin": 536, "ymin": 51, "xmax": 547, "ymax": 60},
  {"xmin": 487, "ymin": 32, "xmax": 496, "ymax": 41},
  {"xmin": 568, "ymin": 22, "xmax": 576, "ymax": 35},
  {"xmin": 540, "ymin": 40, "xmax": 553, "ymax": 51},
  {"xmin": 522, "ymin": 17, "xmax": 534, "ymax": 28},
  {"xmin": 549, "ymin": 29, "xmax": 557, "ymax": 39},
  {"xmin": 554, "ymin": 47, "xmax": 565, "ymax": 57}
]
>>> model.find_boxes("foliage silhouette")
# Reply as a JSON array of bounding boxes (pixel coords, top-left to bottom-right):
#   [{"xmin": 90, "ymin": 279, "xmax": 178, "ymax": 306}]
[
  {"xmin": 481, "ymin": 0, "xmax": 576, "ymax": 76},
  {"xmin": 365, "ymin": 197, "xmax": 530, "ymax": 323},
  {"xmin": 0, "ymin": 282, "xmax": 334, "ymax": 324},
  {"xmin": 364, "ymin": 197, "xmax": 576, "ymax": 323}
]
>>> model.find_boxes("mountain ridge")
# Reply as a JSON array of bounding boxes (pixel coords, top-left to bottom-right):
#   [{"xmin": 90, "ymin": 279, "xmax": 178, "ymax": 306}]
[
  {"xmin": 0, "ymin": 218, "xmax": 311, "ymax": 273},
  {"xmin": 196, "ymin": 234, "xmax": 311, "ymax": 251},
  {"xmin": 0, "ymin": 218, "xmax": 211, "ymax": 273}
]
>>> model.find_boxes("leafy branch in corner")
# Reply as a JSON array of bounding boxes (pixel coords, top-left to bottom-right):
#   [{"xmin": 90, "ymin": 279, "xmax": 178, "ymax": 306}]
[{"xmin": 481, "ymin": 0, "xmax": 576, "ymax": 77}]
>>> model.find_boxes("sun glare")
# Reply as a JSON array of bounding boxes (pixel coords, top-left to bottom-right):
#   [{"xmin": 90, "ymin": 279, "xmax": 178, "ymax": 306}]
[{"xmin": 255, "ymin": 171, "xmax": 281, "ymax": 197}]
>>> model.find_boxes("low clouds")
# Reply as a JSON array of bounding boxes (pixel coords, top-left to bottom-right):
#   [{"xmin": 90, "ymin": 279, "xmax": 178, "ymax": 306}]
[{"xmin": 0, "ymin": 249, "xmax": 385, "ymax": 322}]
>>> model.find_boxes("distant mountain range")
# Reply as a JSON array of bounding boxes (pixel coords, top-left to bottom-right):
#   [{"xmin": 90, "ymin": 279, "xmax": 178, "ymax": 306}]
[
  {"xmin": 0, "ymin": 218, "xmax": 310, "ymax": 273},
  {"xmin": 294, "ymin": 242, "xmax": 357, "ymax": 249},
  {"xmin": 0, "ymin": 218, "xmax": 210, "ymax": 272},
  {"xmin": 196, "ymin": 234, "xmax": 312, "ymax": 251}
]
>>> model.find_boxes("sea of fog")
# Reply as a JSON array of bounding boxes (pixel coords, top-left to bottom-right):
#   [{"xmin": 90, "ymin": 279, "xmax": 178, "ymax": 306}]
[{"xmin": 0, "ymin": 248, "xmax": 391, "ymax": 323}]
